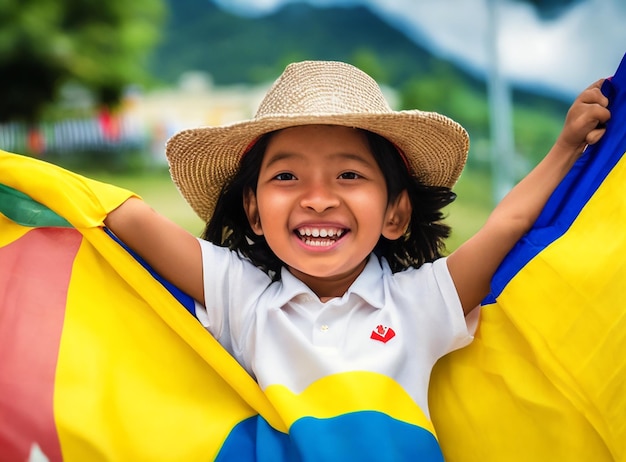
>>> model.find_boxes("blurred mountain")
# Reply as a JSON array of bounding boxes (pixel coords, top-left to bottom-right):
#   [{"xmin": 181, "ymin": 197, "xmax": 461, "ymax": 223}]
[
  {"xmin": 148, "ymin": 0, "xmax": 570, "ymax": 106},
  {"xmin": 150, "ymin": 0, "xmax": 439, "ymax": 87},
  {"xmin": 514, "ymin": 0, "xmax": 583, "ymax": 20}
]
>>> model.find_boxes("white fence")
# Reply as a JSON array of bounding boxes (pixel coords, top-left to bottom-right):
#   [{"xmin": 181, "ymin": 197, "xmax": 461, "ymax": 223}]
[{"xmin": 0, "ymin": 112, "xmax": 145, "ymax": 156}]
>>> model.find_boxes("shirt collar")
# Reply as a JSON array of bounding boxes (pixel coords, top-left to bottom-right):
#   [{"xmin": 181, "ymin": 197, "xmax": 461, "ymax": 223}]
[{"xmin": 269, "ymin": 254, "xmax": 386, "ymax": 309}]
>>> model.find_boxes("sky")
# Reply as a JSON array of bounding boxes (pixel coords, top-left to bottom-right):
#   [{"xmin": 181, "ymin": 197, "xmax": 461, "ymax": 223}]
[{"xmin": 212, "ymin": 0, "xmax": 626, "ymax": 99}]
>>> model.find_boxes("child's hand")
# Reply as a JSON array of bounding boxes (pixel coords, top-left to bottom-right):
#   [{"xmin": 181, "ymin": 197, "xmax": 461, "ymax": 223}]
[{"xmin": 556, "ymin": 79, "xmax": 611, "ymax": 154}]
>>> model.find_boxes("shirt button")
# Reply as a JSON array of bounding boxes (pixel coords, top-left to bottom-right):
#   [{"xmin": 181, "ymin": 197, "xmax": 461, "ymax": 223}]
[{"xmin": 320, "ymin": 324, "xmax": 329, "ymax": 332}]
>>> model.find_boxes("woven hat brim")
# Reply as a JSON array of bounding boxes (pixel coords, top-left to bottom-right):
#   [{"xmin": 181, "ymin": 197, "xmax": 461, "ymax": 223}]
[{"xmin": 166, "ymin": 110, "xmax": 469, "ymax": 222}]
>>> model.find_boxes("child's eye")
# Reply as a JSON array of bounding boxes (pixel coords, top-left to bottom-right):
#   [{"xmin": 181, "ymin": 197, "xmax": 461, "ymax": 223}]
[
  {"xmin": 338, "ymin": 172, "xmax": 361, "ymax": 180},
  {"xmin": 274, "ymin": 172, "xmax": 296, "ymax": 181}
]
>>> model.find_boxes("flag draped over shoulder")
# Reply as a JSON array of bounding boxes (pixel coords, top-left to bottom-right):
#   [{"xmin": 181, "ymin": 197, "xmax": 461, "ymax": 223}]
[
  {"xmin": 0, "ymin": 158, "xmax": 286, "ymax": 461},
  {"xmin": 1, "ymin": 53, "xmax": 625, "ymax": 462},
  {"xmin": 430, "ymin": 54, "xmax": 626, "ymax": 461},
  {"xmin": 0, "ymin": 157, "xmax": 446, "ymax": 460}
]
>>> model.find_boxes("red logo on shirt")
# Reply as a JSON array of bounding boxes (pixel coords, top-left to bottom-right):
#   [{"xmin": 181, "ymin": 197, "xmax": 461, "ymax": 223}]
[{"xmin": 370, "ymin": 325, "xmax": 395, "ymax": 343}]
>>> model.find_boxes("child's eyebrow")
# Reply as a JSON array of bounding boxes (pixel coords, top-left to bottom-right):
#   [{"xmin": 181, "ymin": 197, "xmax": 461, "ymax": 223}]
[
  {"xmin": 263, "ymin": 151, "xmax": 298, "ymax": 168},
  {"xmin": 331, "ymin": 152, "xmax": 376, "ymax": 167}
]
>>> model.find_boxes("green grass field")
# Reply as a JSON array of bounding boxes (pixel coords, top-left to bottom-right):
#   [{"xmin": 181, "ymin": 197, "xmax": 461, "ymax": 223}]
[
  {"xmin": 84, "ymin": 167, "xmax": 206, "ymax": 235},
  {"xmin": 444, "ymin": 169, "xmax": 493, "ymax": 251},
  {"xmin": 85, "ymin": 167, "xmax": 493, "ymax": 253}
]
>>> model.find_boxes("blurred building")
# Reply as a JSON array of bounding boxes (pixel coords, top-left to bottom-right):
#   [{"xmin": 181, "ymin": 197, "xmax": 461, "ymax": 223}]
[{"xmin": 125, "ymin": 72, "xmax": 269, "ymax": 165}]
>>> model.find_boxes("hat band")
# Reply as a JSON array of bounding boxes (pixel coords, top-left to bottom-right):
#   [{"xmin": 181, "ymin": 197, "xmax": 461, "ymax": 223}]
[
  {"xmin": 390, "ymin": 142, "xmax": 411, "ymax": 173},
  {"xmin": 242, "ymin": 137, "xmax": 261, "ymax": 158}
]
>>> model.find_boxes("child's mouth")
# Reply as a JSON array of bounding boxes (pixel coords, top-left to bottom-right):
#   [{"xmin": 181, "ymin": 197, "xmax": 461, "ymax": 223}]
[{"xmin": 296, "ymin": 227, "xmax": 346, "ymax": 247}]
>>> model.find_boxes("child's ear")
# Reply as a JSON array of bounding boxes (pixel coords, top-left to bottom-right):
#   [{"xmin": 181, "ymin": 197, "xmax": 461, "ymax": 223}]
[
  {"xmin": 243, "ymin": 188, "xmax": 264, "ymax": 235},
  {"xmin": 382, "ymin": 190, "xmax": 411, "ymax": 240}
]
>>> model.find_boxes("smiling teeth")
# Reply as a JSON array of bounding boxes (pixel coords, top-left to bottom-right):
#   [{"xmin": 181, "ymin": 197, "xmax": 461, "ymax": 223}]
[{"xmin": 298, "ymin": 228, "xmax": 344, "ymax": 238}]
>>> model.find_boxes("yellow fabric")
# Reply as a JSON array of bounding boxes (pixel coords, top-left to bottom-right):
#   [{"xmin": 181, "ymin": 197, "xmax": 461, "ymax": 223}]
[
  {"xmin": 54, "ymin": 231, "xmax": 267, "ymax": 460},
  {"xmin": 430, "ymin": 150, "xmax": 626, "ymax": 461},
  {"xmin": 264, "ymin": 372, "xmax": 435, "ymax": 433}
]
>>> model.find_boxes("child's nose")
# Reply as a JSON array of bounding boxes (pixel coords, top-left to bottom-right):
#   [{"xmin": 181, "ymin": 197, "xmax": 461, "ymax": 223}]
[{"xmin": 299, "ymin": 181, "xmax": 340, "ymax": 213}]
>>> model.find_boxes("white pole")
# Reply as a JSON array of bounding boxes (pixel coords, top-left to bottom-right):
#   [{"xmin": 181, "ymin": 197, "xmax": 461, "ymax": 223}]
[{"xmin": 487, "ymin": 0, "xmax": 516, "ymax": 203}]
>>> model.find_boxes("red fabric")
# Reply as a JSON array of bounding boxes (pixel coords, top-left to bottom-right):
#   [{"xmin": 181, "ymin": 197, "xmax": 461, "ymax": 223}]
[{"xmin": 0, "ymin": 228, "xmax": 82, "ymax": 462}]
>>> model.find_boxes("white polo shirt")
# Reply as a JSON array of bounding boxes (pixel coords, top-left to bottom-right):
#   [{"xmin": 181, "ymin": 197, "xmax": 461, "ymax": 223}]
[{"xmin": 196, "ymin": 239, "xmax": 472, "ymax": 416}]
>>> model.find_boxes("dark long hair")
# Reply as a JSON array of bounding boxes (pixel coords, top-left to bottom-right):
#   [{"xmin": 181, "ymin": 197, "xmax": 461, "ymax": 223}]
[{"xmin": 202, "ymin": 128, "xmax": 457, "ymax": 278}]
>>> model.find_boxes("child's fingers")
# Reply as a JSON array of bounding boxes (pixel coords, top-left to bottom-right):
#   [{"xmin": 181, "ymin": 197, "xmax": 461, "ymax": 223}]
[
  {"xmin": 574, "ymin": 108, "xmax": 610, "ymax": 147},
  {"xmin": 558, "ymin": 80, "xmax": 611, "ymax": 150},
  {"xmin": 565, "ymin": 105, "xmax": 609, "ymax": 141},
  {"xmin": 585, "ymin": 125, "xmax": 607, "ymax": 145},
  {"xmin": 578, "ymin": 78, "xmax": 609, "ymax": 107},
  {"xmin": 570, "ymin": 81, "xmax": 611, "ymax": 128},
  {"xmin": 587, "ymin": 103, "xmax": 611, "ymax": 126}
]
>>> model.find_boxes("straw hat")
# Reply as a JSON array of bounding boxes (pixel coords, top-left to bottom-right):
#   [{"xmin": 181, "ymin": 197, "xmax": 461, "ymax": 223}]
[{"xmin": 166, "ymin": 60, "xmax": 470, "ymax": 222}]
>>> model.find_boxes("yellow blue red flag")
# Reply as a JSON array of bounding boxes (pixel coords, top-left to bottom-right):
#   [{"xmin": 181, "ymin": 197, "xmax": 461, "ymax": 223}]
[{"xmin": 1, "ymin": 52, "xmax": 625, "ymax": 461}]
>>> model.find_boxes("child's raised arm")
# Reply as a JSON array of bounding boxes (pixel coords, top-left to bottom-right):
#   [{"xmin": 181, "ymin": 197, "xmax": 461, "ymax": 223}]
[
  {"xmin": 447, "ymin": 79, "xmax": 611, "ymax": 314},
  {"xmin": 104, "ymin": 198, "xmax": 204, "ymax": 303}
]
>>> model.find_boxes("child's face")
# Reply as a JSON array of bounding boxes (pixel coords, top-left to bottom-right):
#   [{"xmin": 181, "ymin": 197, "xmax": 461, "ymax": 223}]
[{"xmin": 244, "ymin": 124, "xmax": 407, "ymax": 296}]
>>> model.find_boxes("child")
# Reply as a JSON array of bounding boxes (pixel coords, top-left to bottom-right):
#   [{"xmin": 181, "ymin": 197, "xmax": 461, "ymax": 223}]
[{"xmin": 104, "ymin": 61, "xmax": 608, "ymax": 451}]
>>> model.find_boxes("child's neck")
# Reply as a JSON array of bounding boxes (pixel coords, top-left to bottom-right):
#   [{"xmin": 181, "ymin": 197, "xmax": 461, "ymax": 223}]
[{"xmin": 287, "ymin": 259, "xmax": 368, "ymax": 302}]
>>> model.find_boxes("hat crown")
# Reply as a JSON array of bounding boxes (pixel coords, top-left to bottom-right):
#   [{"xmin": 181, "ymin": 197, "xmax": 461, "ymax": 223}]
[{"xmin": 255, "ymin": 61, "xmax": 392, "ymax": 119}]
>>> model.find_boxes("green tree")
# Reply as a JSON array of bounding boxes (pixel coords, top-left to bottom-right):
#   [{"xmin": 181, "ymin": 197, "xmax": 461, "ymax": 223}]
[
  {"xmin": 0, "ymin": 0, "xmax": 164, "ymax": 122},
  {"xmin": 351, "ymin": 49, "xmax": 389, "ymax": 85}
]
